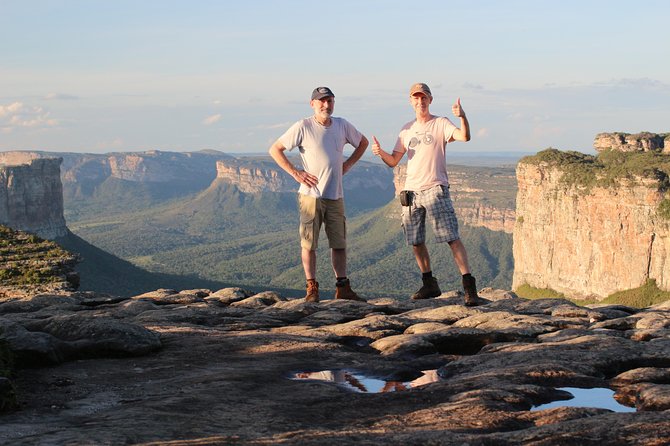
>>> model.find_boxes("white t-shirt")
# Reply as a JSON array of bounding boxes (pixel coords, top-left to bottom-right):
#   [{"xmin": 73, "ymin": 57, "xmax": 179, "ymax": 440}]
[
  {"xmin": 279, "ymin": 116, "xmax": 363, "ymax": 199},
  {"xmin": 393, "ymin": 116, "xmax": 457, "ymax": 192}
]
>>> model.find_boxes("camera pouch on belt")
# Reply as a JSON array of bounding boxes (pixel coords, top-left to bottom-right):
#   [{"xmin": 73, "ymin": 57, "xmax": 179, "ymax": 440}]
[{"xmin": 399, "ymin": 190, "xmax": 412, "ymax": 207}]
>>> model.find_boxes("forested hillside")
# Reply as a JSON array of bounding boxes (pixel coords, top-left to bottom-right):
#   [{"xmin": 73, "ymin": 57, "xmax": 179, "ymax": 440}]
[
  {"xmin": 71, "ymin": 198, "xmax": 512, "ymax": 298},
  {"xmin": 56, "ymin": 154, "xmax": 516, "ymax": 298}
]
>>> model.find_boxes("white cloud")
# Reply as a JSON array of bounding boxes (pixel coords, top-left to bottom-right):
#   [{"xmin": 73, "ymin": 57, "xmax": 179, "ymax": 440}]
[
  {"xmin": 595, "ymin": 77, "xmax": 667, "ymax": 89},
  {"xmin": 44, "ymin": 93, "xmax": 79, "ymax": 101},
  {"xmin": 202, "ymin": 113, "xmax": 222, "ymax": 125},
  {"xmin": 0, "ymin": 102, "xmax": 23, "ymax": 118},
  {"xmin": 476, "ymin": 128, "xmax": 490, "ymax": 138},
  {"xmin": 463, "ymin": 82, "xmax": 484, "ymax": 90},
  {"xmin": 0, "ymin": 102, "xmax": 58, "ymax": 132}
]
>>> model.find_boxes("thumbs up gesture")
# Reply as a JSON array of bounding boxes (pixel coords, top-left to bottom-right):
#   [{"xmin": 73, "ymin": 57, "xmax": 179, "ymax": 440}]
[
  {"xmin": 452, "ymin": 97, "xmax": 465, "ymax": 118},
  {"xmin": 371, "ymin": 135, "xmax": 384, "ymax": 156}
]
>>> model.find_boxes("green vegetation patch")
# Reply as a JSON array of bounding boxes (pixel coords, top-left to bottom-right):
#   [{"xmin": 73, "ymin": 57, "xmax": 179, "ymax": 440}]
[
  {"xmin": 602, "ymin": 279, "xmax": 670, "ymax": 308},
  {"xmin": 514, "ymin": 283, "xmax": 566, "ymax": 300},
  {"xmin": 515, "ymin": 280, "xmax": 670, "ymax": 308},
  {"xmin": 521, "ymin": 148, "xmax": 670, "ymax": 193},
  {"xmin": 0, "ymin": 225, "xmax": 79, "ymax": 286}
]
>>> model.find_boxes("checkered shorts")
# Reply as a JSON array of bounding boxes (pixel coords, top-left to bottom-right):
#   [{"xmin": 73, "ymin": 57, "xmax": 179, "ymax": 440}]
[{"xmin": 401, "ymin": 184, "xmax": 460, "ymax": 245}]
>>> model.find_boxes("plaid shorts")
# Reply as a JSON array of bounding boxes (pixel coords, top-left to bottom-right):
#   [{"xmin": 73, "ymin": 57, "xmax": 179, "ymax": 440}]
[{"xmin": 401, "ymin": 184, "xmax": 460, "ymax": 245}]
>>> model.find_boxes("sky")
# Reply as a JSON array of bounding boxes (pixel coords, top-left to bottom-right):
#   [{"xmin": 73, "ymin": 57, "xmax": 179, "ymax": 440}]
[{"xmin": 1, "ymin": 0, "xmax": 669, "ymax": 155}]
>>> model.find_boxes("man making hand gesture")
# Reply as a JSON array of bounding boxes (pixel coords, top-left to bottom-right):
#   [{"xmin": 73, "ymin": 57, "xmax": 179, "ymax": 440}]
[{"xmin": 372, "ymin": 83, "xmax": 482, "ymax": 306}]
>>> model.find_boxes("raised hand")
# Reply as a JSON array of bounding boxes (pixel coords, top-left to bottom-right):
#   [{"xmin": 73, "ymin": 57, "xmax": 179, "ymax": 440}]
[
  {"xmin": 452, "ymin": 97, "xmax": 465, "ymax": 118},
  {"xmin": 371, "ymin": 135, "xmax": 384, "ymax": 157}
]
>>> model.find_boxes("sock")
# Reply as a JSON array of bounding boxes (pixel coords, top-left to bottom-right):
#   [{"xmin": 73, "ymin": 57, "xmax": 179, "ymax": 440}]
[
  {"xmin": 422, "ymin": 271, "xmax": 433, "ymax": 280},
  {"xmin": 336, "ymin": 277, "xmax": 348, "ymax": 286},
  {"xmin": 462, "ymin": 273, "xmax": 472, "ymax": 279}
]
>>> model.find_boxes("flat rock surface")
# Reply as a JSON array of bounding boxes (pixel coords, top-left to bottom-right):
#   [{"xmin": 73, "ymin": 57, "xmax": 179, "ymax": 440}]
[{"xmin": 1, "ymin": 287, "xmax": 670, "ymax": 445}]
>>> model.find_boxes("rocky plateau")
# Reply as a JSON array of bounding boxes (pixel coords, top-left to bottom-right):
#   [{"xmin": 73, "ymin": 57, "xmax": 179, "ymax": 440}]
[{"xmin": 1, "ymin": 285, "xmax": 669, "ymax": 445}]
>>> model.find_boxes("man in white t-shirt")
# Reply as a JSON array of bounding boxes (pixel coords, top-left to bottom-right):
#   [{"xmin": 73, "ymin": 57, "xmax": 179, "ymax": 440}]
[
  {"xmin": 372, "ymin": 83, "xmax": 483, "ymax": 306},
  {"xmin": 269, "ymin": 87, "xmax": 369, "ymax": 302}
]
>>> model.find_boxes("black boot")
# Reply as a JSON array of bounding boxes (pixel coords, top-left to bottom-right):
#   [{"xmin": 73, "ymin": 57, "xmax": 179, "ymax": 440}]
[
  {"xmin": 462, "ymin": 274, "xmax": 480, "ymax": 306},
  {"xmin": 411, "ymin": 277, "xmax": 441, "ymax": 300}
]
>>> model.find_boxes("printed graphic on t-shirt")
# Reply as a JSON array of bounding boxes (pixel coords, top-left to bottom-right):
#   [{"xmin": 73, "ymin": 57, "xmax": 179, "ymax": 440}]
[{"xmin": 408, "ymin": 132, "xmax": 434, "ymax": 148}]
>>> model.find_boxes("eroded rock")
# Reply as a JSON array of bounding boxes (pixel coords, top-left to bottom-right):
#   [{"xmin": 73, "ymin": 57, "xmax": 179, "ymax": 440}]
[{"xmin": 1, "ymin": 287, "xmax": 670, "ymax": 445}]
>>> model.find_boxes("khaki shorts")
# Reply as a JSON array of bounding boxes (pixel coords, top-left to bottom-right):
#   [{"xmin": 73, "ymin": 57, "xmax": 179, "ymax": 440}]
[{"xmin": 298, "ymin": 193, "xmax": 346, "ymax": 250}]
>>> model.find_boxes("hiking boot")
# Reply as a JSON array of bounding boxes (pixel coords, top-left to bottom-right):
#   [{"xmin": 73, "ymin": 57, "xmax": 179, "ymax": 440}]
[
  {"xmin": 411, "ymin": 277, "xmax": 441, "ymax": 300},
  {"xmin": 305, "ymin": 279, "xmax": 319, "ymax": 303},
  {"xmin": 462, "ymin": 274, "xmax": 481, "ymax": 306},
  {"xmin": 335, "ymin": 279, "xmax": 365, "ymax": 301}
]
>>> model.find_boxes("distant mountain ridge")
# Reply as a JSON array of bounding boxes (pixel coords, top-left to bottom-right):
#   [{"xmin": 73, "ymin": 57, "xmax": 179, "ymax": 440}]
[
  {"xmin": 0, "ymin": 149, "xmax": 516, "ymax": 232},
  {"xmin": 1, "ymin": 148, "xmax": 517, "ymax": 297}
]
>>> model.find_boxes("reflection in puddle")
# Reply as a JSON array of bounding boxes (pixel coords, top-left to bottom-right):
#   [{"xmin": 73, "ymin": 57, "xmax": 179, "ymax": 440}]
[
  {"xmin": 532, "ymin": 387, "xmax": 636, "ymax": 412},
  {"xmin": 290, "ymin": 369, "xmax": 440, "ymax": 393}
]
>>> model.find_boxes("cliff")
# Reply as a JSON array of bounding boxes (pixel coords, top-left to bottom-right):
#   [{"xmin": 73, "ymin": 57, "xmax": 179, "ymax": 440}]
[
  {"xmin": 0, "ymin": 149, "xmax": 230, "ymax": 182},
  {"xmin": 594, "ymin": 132, "xmax": 670, "ymax": 153},
  {"xmin": 512, "ymin": 148, "xmax": 670, "ymax": 299},
  {"xmin": 216, "ymin": 157, "xmax": 395, "ymax": 196},
  {"xmin": 393, "ymin": 164, "xmax": 516, "ymax": 233},
  {"xmin": 216, "ymin": 159, "xmax": 294, "ymax": 193},
  {"xmin": 458, "ymin": 204, "xmax": 516, "ymax": 233},
  {"xmin": 0, "ymin": 158, "xmax": 68, "ymax": 239}
]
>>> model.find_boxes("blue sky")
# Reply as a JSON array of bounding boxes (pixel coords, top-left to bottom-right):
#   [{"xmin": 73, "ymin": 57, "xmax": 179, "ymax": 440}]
[{"xmin": 1, "ymin": 0, "xmax": 668, "ymax": 155}]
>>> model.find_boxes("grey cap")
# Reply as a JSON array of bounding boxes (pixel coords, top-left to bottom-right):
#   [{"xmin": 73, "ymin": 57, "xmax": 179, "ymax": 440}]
[{"xmin": 311, "ymin": 86, "xmax": 335, "ymax": 100}]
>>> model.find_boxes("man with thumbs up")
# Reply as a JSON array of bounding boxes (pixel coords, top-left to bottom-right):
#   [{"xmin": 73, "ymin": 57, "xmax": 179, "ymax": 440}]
[{"xmin": 372, "ymin": 83, "xmax": 482, "ymax": 306}]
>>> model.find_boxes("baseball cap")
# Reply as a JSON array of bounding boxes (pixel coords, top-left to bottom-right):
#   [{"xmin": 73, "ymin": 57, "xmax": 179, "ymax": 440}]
[
  {"xmin": 311, "ymin": 86, "xmax": 335, "ymax": 100},
  {"xmin": 409, "ymin": 83, "xmax": 432, "ymax": 98}
]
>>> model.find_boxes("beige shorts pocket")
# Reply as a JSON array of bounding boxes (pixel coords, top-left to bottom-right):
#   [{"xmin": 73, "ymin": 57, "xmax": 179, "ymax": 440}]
[
  {"xmin": 300, "ymin": 216, "xmax": 316, "ymax": 250},
  {"xmin": 298, "ymin": 193, "xmax": 318, "ymax": 250}
]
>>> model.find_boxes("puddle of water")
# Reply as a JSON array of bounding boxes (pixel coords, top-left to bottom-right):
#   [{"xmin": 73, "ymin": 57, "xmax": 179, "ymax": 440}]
[
  {"xmin": 532, "ymin": 387, "xmax": 636, "ymax": 412},
  {"xmin": 290, "ymin": 369, "xmax": 440, "ymax": 393}
]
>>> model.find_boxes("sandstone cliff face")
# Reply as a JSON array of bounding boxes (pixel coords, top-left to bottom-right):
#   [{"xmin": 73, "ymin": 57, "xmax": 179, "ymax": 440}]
[
  {"xmin": 0, "ymin": 158, "xmax": 68, "ymax": 239},
  {"xmin": 594, "ymin": 132, "xmax": 669, "ymax": 154},
  {"xmin": 393, "ymin": 164, "xmax": 516, "ymax": 234},
  {"xmin": 216, "ymin": 158, "xmax": 395, "ymax": 195},
  {"xmin": 512, "ymin": 161, "xmax": 670, "ymax": 299},
  {"xmin": 106, "ymin": 150, "xmax": 223, "ymax": 182},
  {"xmin": 0, "ymin": 150, "xmax": 229, "ymax": 191},
  {"xmin": 216, "ymin": 160, "xmax": 293, "ymax": 193},
  {"xmin": 458, "ymin": 204, "xmax": 516, "ymax": 233}
]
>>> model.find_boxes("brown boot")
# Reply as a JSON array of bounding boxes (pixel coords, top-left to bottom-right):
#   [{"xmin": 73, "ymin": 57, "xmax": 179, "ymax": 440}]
[
  {"xmin": 335, "ymin": 279, "xmax": 365, "ymax": 302},
  {"xmin": 462, "ymin": 274, "xmax": 481, "ymax": 306},
  {"xmin": 411, "ymin": 277, "xmax": 441, "ymax": 300},
  {"xmin": 305, "ymin": 279, "xmax": 319, "ymax": 303}
]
